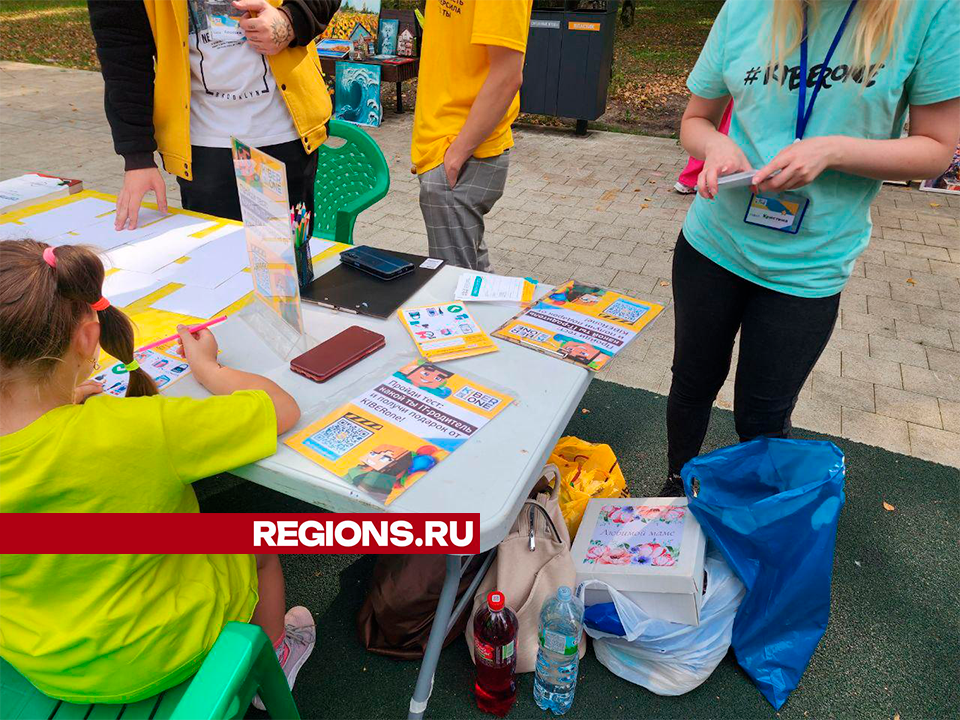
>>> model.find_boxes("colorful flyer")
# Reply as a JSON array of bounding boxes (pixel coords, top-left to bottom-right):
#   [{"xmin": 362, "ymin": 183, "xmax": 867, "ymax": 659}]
[
  {"xmin": 92, "ymin": 341, "xmax": 192, "ymax": 397},
  {"xmin": 285, "ymin": 361, "xmax": 513, "ymax": 506},
  {"xmin": 398, "ymin": 302, "xmax": 498, "ymax": 362},
  {"xmin": 454, "ymin": 272, "xmax": 537, "ymax": 304},
  {"xmin": 492, "ymin": 281, "xmax": 664, "ymax": 371}
]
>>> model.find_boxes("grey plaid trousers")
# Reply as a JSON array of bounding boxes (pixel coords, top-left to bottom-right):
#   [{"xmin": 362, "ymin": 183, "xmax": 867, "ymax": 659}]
[{"xmin": 417, "ymin": 151, "xmax": 510, "ymax": 271}]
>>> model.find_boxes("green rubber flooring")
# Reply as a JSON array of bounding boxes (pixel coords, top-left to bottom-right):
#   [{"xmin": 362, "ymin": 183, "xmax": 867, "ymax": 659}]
[{"xmin": 198, "ymin": 379, "xmax": 960, "ymax": 720}]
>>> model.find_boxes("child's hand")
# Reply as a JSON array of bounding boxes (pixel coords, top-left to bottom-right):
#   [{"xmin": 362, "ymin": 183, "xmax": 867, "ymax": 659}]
[
  {"xmin": 177, "ymin": 325, "xmax": 219, "ymax": 368},
  {"xmin": 74, "ymin": 379, "xmax": 103, "ymax": 404}
]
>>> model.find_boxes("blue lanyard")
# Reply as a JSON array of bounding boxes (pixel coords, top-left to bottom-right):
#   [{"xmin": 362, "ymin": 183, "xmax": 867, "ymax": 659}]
[{"xmin": 796, "ymin": 0, "xmax": 858, "ymax": 140}]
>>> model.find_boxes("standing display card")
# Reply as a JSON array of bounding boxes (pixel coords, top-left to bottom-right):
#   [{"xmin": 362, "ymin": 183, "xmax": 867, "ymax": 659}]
[
  {"xmin": 285, "ymin": 361, "xmax": 513, "ymax": 506},
  {"xmin": 398, "ymin": 302, "xmax": 498, "ymax": 362},
  {"xmin": 493, "ymin": 281, "xmax": 664, "ymax": 371},
  {"xmin": 232, "ymin": 138, "xmax": 306, "ymax": 358}
]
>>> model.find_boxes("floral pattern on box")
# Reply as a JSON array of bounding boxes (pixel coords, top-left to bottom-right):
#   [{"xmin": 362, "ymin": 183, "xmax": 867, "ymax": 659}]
[{"xmin": 584, "ymin": 505, "xmax": 686, "ymax": 567}]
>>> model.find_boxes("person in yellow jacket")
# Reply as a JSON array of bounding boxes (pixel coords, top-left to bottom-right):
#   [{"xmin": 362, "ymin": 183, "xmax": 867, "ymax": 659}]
[{"xmin": 87, "ymin": 0, "xmax": 339, "ymax": 229}]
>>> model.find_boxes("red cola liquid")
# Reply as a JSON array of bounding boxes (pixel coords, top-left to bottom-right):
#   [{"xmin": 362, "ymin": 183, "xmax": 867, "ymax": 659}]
[{"xmin": 474, "ymin": 591, "xmax": 518, "ymax": 716}]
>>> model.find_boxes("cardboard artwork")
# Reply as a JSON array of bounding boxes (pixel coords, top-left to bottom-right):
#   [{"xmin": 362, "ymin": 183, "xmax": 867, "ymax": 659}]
[
  {"xmin": 335, "ymin": 62, "xmax": 383, "ymax": 128},
  {"xmin": 397, "ymin": 26, "xmax": 416, "ymax": 57}
]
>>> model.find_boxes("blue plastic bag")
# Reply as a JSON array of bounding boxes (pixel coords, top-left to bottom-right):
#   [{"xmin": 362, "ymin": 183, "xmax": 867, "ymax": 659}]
[{"xmin": 681, "ymin": 438, "xmax": 845, "ymax": 710}]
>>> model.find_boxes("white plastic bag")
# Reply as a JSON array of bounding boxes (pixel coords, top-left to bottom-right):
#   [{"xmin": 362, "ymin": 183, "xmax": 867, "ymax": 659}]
[{"xmin": 578, "ymin": 551, "xmax": 745, "ymax": 696}]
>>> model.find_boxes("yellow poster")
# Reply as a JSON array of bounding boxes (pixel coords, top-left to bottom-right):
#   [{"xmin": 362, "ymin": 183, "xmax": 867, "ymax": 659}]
[
  {"xmin": 286, "ymin": 361, "xmax": 513, "ymax": 505},
  {"xmin": 493, "ymin": 281, "xmax": 664, "ymax": 371},
  {"xmin": 398, "ymin": 302, "xmax": 498, "ymax": 362}
]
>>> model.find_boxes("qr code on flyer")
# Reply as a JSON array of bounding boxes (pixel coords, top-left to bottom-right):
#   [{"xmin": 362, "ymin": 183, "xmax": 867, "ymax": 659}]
[
  {"xmin": 602, "ymin": 298, "xmax": 649, "ymax": 325},
  {"xmin": 303, "ymin": 415, "xmax": 373, "ymax": 460},
  {"xmin": 454, "ymin": 385, "xmax": 502, "ymax": 412}
]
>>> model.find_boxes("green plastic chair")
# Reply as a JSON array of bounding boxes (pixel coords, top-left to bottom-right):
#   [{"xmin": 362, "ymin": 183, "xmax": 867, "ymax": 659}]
[
  {"xmin": 0, "ymin": 623, "xmax": 298, "ymax": 720},
  {"xmin": 312, "ymin": 118, "xmax": 390, "ymax": 245}
]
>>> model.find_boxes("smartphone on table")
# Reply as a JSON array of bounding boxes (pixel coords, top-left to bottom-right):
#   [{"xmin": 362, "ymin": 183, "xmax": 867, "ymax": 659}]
[{"xmin": 290, "ymin": 326, "xmax": 385, "ymax": 383}]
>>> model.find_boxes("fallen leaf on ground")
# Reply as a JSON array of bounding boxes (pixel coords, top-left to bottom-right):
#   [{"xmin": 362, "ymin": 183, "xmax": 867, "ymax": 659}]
[
  {"xmin": 633, "ymin": 188, "xmax": 641, "ymax": 192},
  {"xmin": 906, "ymin": 278, "xmax": 916, "ymax": 285},
  {"xmin": 581, "ymin": 408, "xmax": 590, "ymax": 414},
  {"xmin": 641, "ymin": 203, "xmax": 649, "ymax": 209},
  {"xmin": 644, "ymin": 197, "xmax": 652, "ymax": 201},
  {"xmin": 659, "ymin": 280, "xmax": 670, "ymax": 286},
  {"xmin": 601, "ymin": 190, "xmax": 619, "ymax": 202},
  {"xmin": 929, "ymin": 202, "xmax": 940, "ymax": 208},
  {"xmin": 883, "ymin": 501, "xmax": 896, "ymax": 511}
]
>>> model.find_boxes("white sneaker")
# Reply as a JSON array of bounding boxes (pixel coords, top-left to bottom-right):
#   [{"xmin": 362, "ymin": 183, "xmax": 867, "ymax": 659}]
[
  {"xmin": 674, "ymin": 181, "xmax": 697, "ymax": 194},
  {"xmin": 252, "ymin": 606, "xmax": 317, "ymax": 711}
]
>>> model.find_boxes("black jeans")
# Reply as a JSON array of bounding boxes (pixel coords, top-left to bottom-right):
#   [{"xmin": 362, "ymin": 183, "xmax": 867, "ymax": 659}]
[
  {"xmin": 667, "ymin": 232, "xmax": 840, "ymax": 476},
  {"xmin": 177, "ymin": 140, "xmax": 317, "ymax": 222}
]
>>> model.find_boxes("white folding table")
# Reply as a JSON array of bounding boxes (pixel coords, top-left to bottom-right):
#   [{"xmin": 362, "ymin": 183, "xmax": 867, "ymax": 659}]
[{"xmin": 168, "ymin": 256, "xmax": 592, "ymax": 718}]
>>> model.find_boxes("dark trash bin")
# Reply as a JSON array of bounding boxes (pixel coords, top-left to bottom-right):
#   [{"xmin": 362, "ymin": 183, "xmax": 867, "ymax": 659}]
[{"xmin": 521, "ymin": 0, "xmax": 619, "ymax": 135}]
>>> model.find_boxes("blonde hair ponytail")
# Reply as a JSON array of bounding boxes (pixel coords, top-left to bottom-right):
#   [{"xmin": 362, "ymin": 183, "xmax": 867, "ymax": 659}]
[{"xmin": 770, "ymin": 0, "xmax": 901, "ymax": 86}]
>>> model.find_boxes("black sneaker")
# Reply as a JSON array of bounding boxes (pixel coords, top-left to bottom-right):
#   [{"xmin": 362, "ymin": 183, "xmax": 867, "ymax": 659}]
[{"xmin": 658, "ymin": 472, "xmax": 685, "ymax": 497}]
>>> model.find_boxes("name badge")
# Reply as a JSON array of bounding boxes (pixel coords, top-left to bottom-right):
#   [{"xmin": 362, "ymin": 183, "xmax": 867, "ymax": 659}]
[{"xmin": 743, "ymin": 192, "xmax": 809, "ymax": 234}]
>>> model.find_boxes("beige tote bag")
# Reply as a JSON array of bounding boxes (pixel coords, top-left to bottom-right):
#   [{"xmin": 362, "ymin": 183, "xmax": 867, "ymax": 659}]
[{"xmin": 465, "ymin": 465, "xmax": 586, "ymax": 673}]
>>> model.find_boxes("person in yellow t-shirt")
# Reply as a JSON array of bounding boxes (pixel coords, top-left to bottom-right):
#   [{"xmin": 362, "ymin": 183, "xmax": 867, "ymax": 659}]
[
  {"xmin": 0, "ymin": 239, "xmax": 311, "ymax": 706},
  {"xmin": 412, "ymin": 0, "xmax": 533, "ymax": 271}
]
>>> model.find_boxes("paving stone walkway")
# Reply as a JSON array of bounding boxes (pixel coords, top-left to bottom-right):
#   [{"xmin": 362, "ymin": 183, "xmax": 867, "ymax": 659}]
[{"xmin": 2, "ymin": 61, "xmax": 958, "ymax": 467}]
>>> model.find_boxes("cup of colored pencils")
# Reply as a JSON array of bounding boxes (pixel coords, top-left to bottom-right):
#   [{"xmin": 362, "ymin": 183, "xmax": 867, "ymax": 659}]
[{"xmin": 291, "ymin": 202, "xmax": 314, "ymax": 289}]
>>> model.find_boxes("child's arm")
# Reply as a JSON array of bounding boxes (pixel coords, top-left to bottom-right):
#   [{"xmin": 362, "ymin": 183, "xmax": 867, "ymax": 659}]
[{"xmin": 177, "ymin": 326, "xmax": 301, "ymax": 435}]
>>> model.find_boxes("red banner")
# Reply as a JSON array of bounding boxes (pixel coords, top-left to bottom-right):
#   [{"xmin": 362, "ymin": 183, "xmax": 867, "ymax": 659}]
[{"xmin": 0, "ymin": 514, "xmax": 480, "ymax": 554}]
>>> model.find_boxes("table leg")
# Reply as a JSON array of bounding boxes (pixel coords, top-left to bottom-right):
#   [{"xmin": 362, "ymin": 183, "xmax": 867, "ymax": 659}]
[
  {"xmin": 408, "ymin": 554, "xmax": 462, "ymax": 720},
  {"xmin": 396, "ymin": 82, "xmax": 404, "ymax": 113}
]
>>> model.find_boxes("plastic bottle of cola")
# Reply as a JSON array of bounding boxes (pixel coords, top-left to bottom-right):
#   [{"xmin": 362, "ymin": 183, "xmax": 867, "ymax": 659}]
[
  {"xmin": 533, "ymin": 586, "xmax": 584, "ymax": 715},
  {"xmin": 473, "ymin": 590, "xmax": 518, "ymax": 716}
]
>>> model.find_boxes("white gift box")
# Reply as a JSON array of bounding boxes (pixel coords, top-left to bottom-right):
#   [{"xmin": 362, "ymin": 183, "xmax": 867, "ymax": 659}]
[{"xmin": 571, "ymin": 497, "xmax": 707, "ymax": 626}]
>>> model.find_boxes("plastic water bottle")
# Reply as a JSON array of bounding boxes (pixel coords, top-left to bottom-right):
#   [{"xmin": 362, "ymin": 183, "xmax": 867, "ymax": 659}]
[
  {"xmin": 533, "ymin": 586, "xmax": 584, "ymax": 715},
  {"xmin": 473, "ymin": 590, "xmax": 518, "ymax": 716}
]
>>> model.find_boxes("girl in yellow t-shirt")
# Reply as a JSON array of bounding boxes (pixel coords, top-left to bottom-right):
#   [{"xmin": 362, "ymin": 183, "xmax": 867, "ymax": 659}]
[{"xmin": 0, "ymin": 239, "xmax": 311, "ymax": 705}]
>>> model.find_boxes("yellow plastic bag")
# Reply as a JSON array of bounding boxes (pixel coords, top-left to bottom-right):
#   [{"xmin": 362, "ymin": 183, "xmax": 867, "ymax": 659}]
[{"xmin": 549, "ymin": 436, "xmax": 628, "ymax": 540}]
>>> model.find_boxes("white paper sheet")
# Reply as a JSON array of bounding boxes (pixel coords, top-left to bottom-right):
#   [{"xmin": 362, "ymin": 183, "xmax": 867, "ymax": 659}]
[
  {"xmin": 454, "ymin": 272, "xmax": 533, "ymax": 303},
  {"xmin": 102, "ymin": 266, "xmax": 179, "ymax": 307},
  {"xmin": 150, "ymin": 272, "xmax": 252, "ymax": 318},
  {"xmin": 166, "ymin": 229, "xmax": 250, "ymax": 288},
  {"xmin": 51, "ymin": 209, "xmax": 208, "ymax": 250},
  {"xmin": 2, "ymin": 197, "xmax": 115, "ymax": 240},
  {"xmin": 105, "ymin": 221, "xmax": 219, "ymax": 274},
  {"xmin": 309, "ymin": 237, "xmax": 336, "ymax": 258}
]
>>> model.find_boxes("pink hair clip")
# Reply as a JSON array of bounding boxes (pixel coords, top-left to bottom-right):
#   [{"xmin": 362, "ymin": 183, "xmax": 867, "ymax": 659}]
[
  {"xmin": 42, "ymin": 247, "xmax": 57, "ymax": 268},
  {"xmin": 91, "ymin": 297, "xmax": 110, "ymax": 312}
]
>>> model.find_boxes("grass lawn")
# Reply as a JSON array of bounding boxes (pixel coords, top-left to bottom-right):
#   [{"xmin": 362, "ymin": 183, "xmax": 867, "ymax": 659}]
[
  {"xmin": 0, "ymin": 0, "xmax": 722, "ymax": 137},
  {"xmin": 0, "ymin": 0, "xmax": 97, "ymax": 71}
]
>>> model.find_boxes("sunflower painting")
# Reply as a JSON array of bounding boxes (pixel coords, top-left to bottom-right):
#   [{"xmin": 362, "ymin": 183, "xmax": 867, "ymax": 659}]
[{"xmin": 321, "ymin": 0, "xmax": 381, "ymax": 43}]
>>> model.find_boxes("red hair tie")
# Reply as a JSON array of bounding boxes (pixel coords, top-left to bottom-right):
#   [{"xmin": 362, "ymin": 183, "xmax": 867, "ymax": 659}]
[
  {"xmin": 91, "ymin": 297, "xmax": 110, "ymax": 312},
  {"xmin": 42, "ymin": 247, "xmax": 57, "ymax": 268}
]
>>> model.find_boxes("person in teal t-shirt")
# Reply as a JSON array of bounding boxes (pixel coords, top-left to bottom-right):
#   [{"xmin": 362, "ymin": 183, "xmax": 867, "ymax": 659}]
[{"xmin": 663, "ymin": 0, "xmax": 959, "ymax": 492}]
